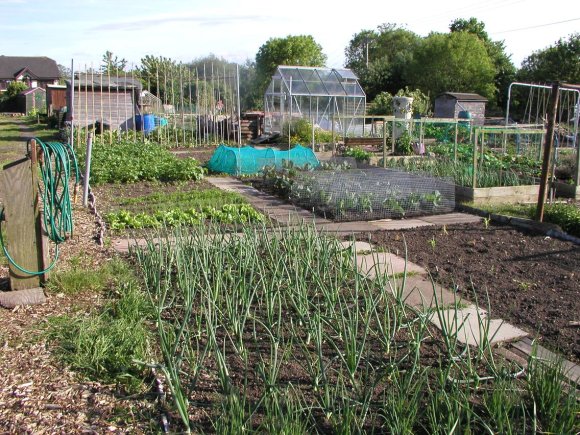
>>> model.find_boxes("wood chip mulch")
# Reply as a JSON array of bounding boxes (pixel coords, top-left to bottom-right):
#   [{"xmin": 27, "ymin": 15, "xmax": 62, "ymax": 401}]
[{"xmin": 0, "ymin": 203, "xmax": 158, "ymax": 433}]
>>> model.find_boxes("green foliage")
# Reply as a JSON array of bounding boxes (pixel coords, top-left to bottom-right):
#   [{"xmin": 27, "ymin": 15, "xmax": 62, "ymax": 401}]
[
  {"xmin": 395, "ymin": 131, "xmax": 413, "ymax": 155},
  {"xmin": 526, "ymin": 353, "xmax": 579, "ymax": 433},
  {"xmin": 76, "ymin": 141, "xmax": 205, "ymax": 184},
  {"xmin": 283, "ymin": 118, "xmax": 333, "ymax": 145},
  {"xmin": 367, "ymin": 92, "xmax": 393, "ymax": 115},
  {"xmin": 345, "ymin": 24, "xmax": 421, "ymax": 99},
  {"xmin": 407, "ymin": 31, "xmax": 496, "ymax": 101},
  {"xmin": 101, "ymin": 50, "xmax": 127, "ymax": 75},
  {"xmin": 46, "ymin": 260, "xmax": 151, "ymax": 393},
  {"xmin": 105, "ymin": 204, "xmax": 264, "ymax": 230},
  {"xmin": 137, "ymin": 55, "xmax": 179, "ymax": 102},
  {"xmin": 543, "ymin": 203, "xmax": 580, "ymax": 237},
  {"xmin": 368, "ymin": 88, "xmax": 431, "ymax": 116},
  {"xmin": 450, "ymin": 17, "xmax": 516, "ymax": 110},
  {"xmin": 518, "ymin": 33, "xmax": 580, "ymax": 84},
  {"xmin": 1, "ymin": 81, "xmax": 27, "ymax": 101},
  {"xmin": 343, "ymin": 146, "xmax": 372, "ymax": 162},
  {"xmin": 382, "ymin": 156, "xmax": 534, "ymax": 188},
  {"xmin": 255, "ymin": 35, "xmax": 327, "ymax": 96}
]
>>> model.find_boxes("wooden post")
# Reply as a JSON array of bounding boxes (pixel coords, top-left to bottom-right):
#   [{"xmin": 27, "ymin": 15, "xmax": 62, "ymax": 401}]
[
  {"xmin": 454, "ymin": 120, "xmax": 458, "ymax": 163},
  {"xmin": 0, "ymin": 140, "xmax": 48, "ymax": 290},
  {"xmin": 382, "ymin": 116, "xmax": 387, "ymax": 168},
  {"xmin": 536, "ymin": 83, "xmax": 560, "ymax": 222},
  {"xmin": 472, "ymin": 130, "xmax": 478, "ymax": 189}
]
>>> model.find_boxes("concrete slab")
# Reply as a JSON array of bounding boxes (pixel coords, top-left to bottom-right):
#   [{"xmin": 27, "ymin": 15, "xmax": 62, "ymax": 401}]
[
  {"xmin": 339, "ymin": 240, "xmax": 374, "ymax": 253},
  {"xmin": 395, "ymin": 276, "xmax": 463, "ymax": 310},
  {"xmin": 370, "ymin": 219, "xmax": 432, "ymax": 230},
  {"xmin": 419, "ymin": 213, "xmax": 483, "ymax": 225},
  {"xmin": 317, "ymin": 221, "xmax": 380, "ymax": 234},
  {"xmin": 430, "ymin": 306, "xmax": 528, "ymax": 346},
  {"xmin": 355, "ymin": 252, "xmax": 427, "ymax": 279}
]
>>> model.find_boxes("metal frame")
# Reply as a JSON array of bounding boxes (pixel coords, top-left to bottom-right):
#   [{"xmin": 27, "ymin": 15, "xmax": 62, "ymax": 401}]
[
  {"xmin": 264, "ymin": 66, "xmax": 366, "ymax": 138},
  {"xmin": 506, "ymin": 82, "xmax": 580, "ymax": 185}
]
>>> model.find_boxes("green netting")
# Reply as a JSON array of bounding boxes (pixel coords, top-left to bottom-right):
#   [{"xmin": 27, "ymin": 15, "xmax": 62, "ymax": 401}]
[{"xmin": 207, "ymin": 144, "xmax": 319, "ymax": 175}]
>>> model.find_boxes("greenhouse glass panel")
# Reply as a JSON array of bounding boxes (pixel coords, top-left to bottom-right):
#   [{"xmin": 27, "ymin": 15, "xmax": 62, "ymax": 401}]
[{"xmin": 264, "ymin": 66, "xmax": 366, "ymax": 138}]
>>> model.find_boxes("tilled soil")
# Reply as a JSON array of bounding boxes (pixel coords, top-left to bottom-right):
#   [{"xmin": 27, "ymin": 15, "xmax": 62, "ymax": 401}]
[{"xmin": 359, "ymin": 222, "xmax": 580, "ymax": 363}]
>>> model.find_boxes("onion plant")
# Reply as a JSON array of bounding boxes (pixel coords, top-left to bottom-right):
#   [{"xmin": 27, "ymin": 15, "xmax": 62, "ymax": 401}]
[{"xmin": 132, "ymin": 222, "xmax": 578, "ymax": 433}]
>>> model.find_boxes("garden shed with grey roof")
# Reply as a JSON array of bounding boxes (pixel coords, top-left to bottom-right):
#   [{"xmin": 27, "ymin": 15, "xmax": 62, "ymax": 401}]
[{"xmin": 434, "ymin": 92, "xmax": 488, "ymax": 126}]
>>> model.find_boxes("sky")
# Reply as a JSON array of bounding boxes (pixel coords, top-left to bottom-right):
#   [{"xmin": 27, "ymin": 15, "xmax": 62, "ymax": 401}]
[{"xmin": 1, "ymin": 0, "xmax": 578, "ymax": 71}]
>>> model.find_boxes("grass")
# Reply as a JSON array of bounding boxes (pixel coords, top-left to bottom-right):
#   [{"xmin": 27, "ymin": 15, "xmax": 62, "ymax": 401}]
[
  {"xmin": 0, "ymin": 115, "xmax": 59, "ymax": 167},
  {"xmin": 470, "ymin": 201, "xmax": 580, "ymax": 237},
  {"xmin": 45, "ymin": 258, "xmax": 153, "ymax": 393}
]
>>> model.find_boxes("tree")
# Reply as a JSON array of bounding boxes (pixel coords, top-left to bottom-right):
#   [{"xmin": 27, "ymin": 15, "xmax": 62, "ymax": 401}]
[
  {"xmin": 518, "ymin": 33, "xmax": 580, "ymax": 84},
  {"xmin": 450, "ymin": 17, "xmax": 516, "ymax": 111},
  {"xmin": 255, "ymin": 35, "xmax": 327, "ymax": 98},
  {"xmin": 407, "ymin": 31, "xmax": 496, "ymax": 101},
  {"xmin": 345, "ymin": 24, "xmax": 421, "ymax": 100},
  {"xmin": 101, "ymin": 50, "xmax": 127, "ymax": 75},
  {"xmin": 137, "ymin": 55, "xmax": 179, "ymax": 102},
  {"xmin": 1, "ymin": 81, "xmax": 27, "ymax": 102}
]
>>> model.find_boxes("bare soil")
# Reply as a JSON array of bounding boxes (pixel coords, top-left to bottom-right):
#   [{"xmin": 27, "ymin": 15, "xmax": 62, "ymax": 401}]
[{"xmin": 358, "ymin": 222, "xmax": 580, "ymax": 363}]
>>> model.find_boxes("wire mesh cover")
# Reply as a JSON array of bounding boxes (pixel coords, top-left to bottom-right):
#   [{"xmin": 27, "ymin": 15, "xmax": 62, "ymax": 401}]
[
  {"xmin": 207, "ymin": 144, "xmax": 319, "ymax": 175},
  {"xmin": 289, "ymin": 168, "xmax": 455, "ymax": 222}
]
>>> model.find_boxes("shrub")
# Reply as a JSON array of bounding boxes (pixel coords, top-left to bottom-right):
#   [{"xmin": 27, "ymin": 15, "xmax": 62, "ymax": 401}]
[
  {"xmin": 543, "ymin": 203, "xmax": 580, "ymax": 237},
  {"xmin": 283, "ymin": 118, "xmax": 333, "ymax": 145},
  {"xmin": 395, "ymin": 131, "xmax": 413, "ymax": 155},
  {"xmin": 343, "ymin": 146, "xmax": 372, "ymax": 162}
]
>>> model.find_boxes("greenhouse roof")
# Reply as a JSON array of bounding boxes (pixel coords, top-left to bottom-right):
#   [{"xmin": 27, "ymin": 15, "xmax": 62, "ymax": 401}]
[{"xmin": 267, "ymin": 66, "xmax": 365, "ymax": 98}]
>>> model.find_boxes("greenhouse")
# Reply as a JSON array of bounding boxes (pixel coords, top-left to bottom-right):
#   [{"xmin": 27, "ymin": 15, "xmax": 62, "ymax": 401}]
[{"xmin": 264, "ymin": 66, "xmax": 366, "ymax": 137}]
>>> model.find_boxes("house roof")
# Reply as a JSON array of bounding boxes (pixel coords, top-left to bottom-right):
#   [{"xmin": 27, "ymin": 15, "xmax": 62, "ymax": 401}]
[
  {"xmin": 21, "ymin": 87, "xmax": 46, "ymax": 96},
  {"xmin": 437, "ymin": 92, "xmax": 488, "ymax": 102},
  {"xmin": 0, "ymin": 56, "xmax": 60, "ymax": 80},
  {"xmin": 68, "ymin": 73, "xmax": 142, "ymax": 91}
]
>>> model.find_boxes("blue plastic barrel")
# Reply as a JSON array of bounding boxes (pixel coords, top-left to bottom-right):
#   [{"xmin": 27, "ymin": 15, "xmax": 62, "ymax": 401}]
[
  {"xmin": 135, "ymin": 114, "xmax": 156, "ymax": 133},
  {"xmin": 458, "ymin": 110, "xmax": 471, "ymax": 120}
]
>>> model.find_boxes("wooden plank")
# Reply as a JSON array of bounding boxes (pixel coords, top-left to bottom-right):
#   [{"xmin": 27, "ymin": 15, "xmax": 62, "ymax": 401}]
[{"xmin": 0, "ymin": 158, "xmax": 43, "ymax": 290}]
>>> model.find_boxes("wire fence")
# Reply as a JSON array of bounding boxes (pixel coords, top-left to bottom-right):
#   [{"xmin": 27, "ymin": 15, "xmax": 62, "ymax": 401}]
[
  {"xmin": 289, "ymin": 167, "xmax": 455, "ymax": 221},
  {"xmin": 65, "ymin": 62, "xmax": 241, "ymax": 147}
]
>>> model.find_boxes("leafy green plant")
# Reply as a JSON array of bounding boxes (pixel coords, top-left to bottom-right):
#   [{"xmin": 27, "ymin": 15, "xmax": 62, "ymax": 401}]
[
  {"xmin": 395, "ymin": 131, "xmax": 413, "ymax": 155},
  {"xmin": 343, "ymin": 146, "xmax": 372, "ymax": 163},
  {"xmin": 75, "ymin": 141, "xmax": 205, "ymax": 184},
  {"xmin": 105, "ymin": 203, "xmax": 264, "ymax": 230},
  {"xmin": 282, "ymin": 118, "xmax": 333, "ymax": 145}
]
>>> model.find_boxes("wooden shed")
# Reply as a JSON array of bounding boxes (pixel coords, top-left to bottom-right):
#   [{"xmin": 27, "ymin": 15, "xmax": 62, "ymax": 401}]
[
  {"xmin": 66, "ymin": 73, "xmax": 142, "ymax": 130},
  {"xmin": 434, "ymin": 92, "xmax": 487, "ymax": 126},
  {"xmin": 46, "ymin": 84, "xmax": 67, "ymax": 115}
]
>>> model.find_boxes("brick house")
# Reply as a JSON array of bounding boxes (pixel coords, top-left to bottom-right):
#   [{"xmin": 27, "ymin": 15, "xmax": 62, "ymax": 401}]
[{"xmin": 0, "ymin": 56, "xmax": 60, "ymax": 93}]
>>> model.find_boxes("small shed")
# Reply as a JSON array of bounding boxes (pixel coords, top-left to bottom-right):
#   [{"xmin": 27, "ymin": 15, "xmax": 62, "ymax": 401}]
[
  {"xmin": 17, "ymin": 87, "xmax": 46, "ymax": 114},
  {"xmin": 66, "ymin": 73, "xmax": 142, "ymax": 130},
  {"xmin": 434, "ymin": 92, "xmax": 487, "ymax": 126},
  {"xmin": 46, "ymin": 84, "xmax": 67, "ymax": 115}
]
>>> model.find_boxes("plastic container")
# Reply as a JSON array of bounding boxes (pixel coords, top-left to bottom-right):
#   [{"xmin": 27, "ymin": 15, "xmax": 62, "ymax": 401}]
[{"xmin": 135, "ymin": 114, "xmax": 156, "ymax": 133}]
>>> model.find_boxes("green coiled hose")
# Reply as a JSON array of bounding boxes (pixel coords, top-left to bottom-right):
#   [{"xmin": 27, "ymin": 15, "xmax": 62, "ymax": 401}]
[{"xmin": 0, "ymin": 138, "xmax": 80, "ymax": 275}]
